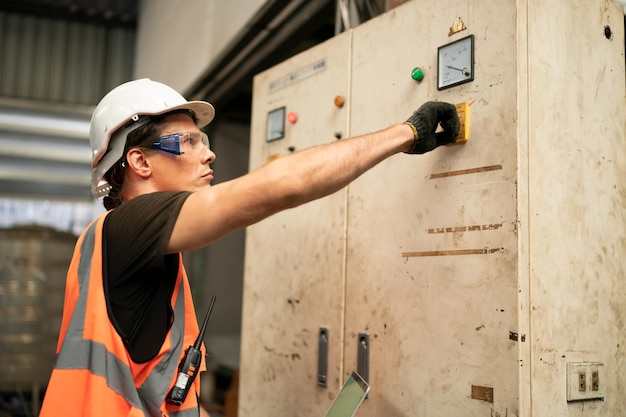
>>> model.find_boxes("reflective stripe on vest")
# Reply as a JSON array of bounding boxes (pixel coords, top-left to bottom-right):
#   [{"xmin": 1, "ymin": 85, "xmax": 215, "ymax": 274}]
[{"xmin": 48, "ymin": 217, "xmax": 200, "ymax": 417}]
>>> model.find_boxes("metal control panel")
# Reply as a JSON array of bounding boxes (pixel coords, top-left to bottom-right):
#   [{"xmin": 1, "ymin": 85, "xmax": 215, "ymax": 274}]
[{"xmin": 241, "ymin": 1, "xmax": 626, "ymax": 417}]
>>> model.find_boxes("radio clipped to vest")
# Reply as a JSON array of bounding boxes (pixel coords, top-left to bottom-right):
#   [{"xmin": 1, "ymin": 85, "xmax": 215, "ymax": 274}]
[{"xmin": 167, "ymin": 295, "xmax": 216, "ymax": 406}]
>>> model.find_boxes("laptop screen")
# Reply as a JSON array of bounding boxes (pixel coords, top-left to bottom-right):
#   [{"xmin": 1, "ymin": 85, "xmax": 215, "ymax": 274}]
[{"xmin": 324, "ymin": 372, "xmax": 370, "ymax": 417}]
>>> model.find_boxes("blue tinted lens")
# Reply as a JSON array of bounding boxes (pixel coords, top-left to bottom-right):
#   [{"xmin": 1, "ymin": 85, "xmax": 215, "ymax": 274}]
[{"xmin": 153, "ymin": 133, "xmax": 183, "ymax": 155}]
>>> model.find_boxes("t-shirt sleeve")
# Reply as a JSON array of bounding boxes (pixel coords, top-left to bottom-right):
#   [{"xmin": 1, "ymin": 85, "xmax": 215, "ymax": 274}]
[{"xmin": 105, "ymin": 190, "xmax": 192, "ymax": 265}]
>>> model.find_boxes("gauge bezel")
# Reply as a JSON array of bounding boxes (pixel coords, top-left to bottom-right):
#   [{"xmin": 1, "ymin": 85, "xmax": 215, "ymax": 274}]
[{"xmin": 437, "ymin": 34, "xmax": 475, "ymax": 90}]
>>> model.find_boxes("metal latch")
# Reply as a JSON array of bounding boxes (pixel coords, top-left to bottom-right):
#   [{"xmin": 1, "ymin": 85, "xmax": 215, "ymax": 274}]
[{"xmin": 318, "ymin": 327, "xmax": 329, "ymax": 387}]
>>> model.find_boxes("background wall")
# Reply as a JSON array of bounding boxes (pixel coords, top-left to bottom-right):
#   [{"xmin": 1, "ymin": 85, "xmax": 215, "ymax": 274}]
[{"xmin": 135, "ymin": 0, "xmax": 266, "ymax": 92}]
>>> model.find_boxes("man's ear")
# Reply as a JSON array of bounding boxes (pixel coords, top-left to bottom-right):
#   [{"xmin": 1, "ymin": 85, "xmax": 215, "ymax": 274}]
[{"xmin": 125, "ymin": 148, "xmax": 152, "ymax": 179}]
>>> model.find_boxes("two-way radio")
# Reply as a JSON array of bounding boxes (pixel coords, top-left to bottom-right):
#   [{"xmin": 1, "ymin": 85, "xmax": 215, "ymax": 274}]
[{"xmin": 166, "ymin": 295, "xmax": 216, "ymax": 406}]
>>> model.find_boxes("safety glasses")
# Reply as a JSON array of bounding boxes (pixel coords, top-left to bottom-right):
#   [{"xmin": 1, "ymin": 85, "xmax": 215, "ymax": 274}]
[{"xmin": 152, "ymin": 131, "xmax": 210, "ymax": 156}]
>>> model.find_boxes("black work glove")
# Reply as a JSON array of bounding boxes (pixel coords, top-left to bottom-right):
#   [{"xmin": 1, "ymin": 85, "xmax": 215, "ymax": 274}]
[{"xmin": 404, "ymin": 101, "xmax": 460, "ymax": 154}]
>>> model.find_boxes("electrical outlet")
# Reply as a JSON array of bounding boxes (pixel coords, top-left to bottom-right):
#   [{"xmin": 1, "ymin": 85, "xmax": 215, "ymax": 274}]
[
  {"xmin": 591, "ymin": 370, "xmax": 599, "ymax": 391},
  {"xmin": 566, "ymin": 362, "xmax": 605, "ymax": 401},
  {"xmin": 578, "ymin": 371, "xmax": 586, "ymax": 392}
]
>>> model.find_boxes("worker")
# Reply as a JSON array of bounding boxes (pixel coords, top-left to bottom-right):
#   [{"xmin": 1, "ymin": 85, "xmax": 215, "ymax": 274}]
[{"xmin": 39, "ymin": 78, "xmax": 459, "ymax": 417}]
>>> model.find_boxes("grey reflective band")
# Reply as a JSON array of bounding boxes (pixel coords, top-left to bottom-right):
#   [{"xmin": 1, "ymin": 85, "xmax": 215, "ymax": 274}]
[
  {"xmin": 53, "ymin": 218, "xmax": 195, "ymax": 416},
  {"xmin": 138, "ymin": 272, "xmax": 186, "ymax": 414},
  {"xmin": 56, "ymin": 339, "xmax": 143, "ymax": 410},
  {"xmin": 56, "ymin": 220, "xmax": 144, "ymax": 411}
]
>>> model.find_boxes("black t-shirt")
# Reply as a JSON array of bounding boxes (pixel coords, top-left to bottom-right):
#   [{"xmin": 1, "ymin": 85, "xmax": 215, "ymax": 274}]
[{"xmin": 103, "ymin": 191, "xmax": 192, "ymax": 363}]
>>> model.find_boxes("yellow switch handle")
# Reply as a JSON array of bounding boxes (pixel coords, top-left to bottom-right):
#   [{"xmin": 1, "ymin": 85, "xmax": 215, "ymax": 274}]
[{"xmin": 448, "ymin": 102, "xmax": 469, "ymax": 145}]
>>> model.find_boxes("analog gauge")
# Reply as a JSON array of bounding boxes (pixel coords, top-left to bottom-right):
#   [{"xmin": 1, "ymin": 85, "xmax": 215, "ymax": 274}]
[{"xmin": 437, "ymin": 35, "xmax": 474, "ymax": 90}]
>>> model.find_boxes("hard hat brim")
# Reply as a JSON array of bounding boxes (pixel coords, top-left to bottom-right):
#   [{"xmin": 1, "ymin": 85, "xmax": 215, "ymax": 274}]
[{"xmin": 161, "ymin": 100, "xmax": 215, "ymax": 129}]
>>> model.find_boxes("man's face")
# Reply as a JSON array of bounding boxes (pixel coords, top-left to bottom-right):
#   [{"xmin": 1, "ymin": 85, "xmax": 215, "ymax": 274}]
[{"xmin": 149, "ymin": 113, "xmax": 216, "ymax": 192}]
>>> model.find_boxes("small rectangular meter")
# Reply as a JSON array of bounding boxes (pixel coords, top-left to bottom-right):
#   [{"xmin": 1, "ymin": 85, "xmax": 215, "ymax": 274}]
[{"xmin": 266, "ymin": 107, "xmax": 286, "ymax": 142}]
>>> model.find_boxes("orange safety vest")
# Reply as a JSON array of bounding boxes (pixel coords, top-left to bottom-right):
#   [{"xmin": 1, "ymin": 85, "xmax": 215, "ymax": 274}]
[{"xmin": 40, "ymin": 214, "xmax": 206, "ymax": 417}]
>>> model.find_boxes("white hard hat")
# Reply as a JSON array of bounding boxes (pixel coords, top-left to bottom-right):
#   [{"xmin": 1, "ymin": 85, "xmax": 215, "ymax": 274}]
[{"xmin": 90, "ymin": 78, "xmax": 215, "ymax": 197}]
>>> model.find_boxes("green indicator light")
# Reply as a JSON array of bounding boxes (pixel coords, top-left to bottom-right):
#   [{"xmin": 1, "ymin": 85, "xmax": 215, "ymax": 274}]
[{"xmin": 411, "ymin": 67, "xmax": 424, "ymax": 81}]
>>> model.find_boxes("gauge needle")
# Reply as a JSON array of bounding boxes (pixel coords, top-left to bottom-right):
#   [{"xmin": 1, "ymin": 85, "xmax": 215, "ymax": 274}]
[{"xmin": 447, "ymin": 65, "xmax": 471, "ymax": 76}]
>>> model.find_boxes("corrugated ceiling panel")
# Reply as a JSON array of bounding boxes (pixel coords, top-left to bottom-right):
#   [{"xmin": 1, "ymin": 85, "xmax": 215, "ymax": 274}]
[
  {"xmin": 0, "ymin": 10, "xmax": 135, "ymax": 106},
  {"xmin": 0, "ymin": 105, "xmax": 93, "ymax": 200},
  {"xmin": 0, "ymin": 10, "xmax": 136, "ymax": 201},
  {"xmin": 0, "ymin": 13, "xmax": 21, "ymax": 96}
]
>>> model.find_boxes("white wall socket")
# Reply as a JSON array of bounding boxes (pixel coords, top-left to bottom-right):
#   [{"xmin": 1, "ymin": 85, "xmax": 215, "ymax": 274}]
[{"xmin": 566, "ymin": 362, "xmax": 605, "ymax": 401}]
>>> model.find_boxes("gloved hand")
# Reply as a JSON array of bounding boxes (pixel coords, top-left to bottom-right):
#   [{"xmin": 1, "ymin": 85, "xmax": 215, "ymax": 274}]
[{"xmin": 404, "ymin": 101, "xmax": 460, "ymax": 154}]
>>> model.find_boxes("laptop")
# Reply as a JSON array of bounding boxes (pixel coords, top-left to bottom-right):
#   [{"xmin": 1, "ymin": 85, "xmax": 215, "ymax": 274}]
[{"xmin": 323, "ymin": 371, "xmax": 370, "ymax": 417}]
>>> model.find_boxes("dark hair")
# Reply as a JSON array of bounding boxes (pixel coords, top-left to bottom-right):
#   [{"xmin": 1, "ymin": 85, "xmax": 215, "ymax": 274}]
[
  {"xmin": 102, "ymin": 110, "xmax": 197, "ymax": 210},
  {"xmin": 102, "ymin": 122, "xmax": 159, "ymax": 210}
]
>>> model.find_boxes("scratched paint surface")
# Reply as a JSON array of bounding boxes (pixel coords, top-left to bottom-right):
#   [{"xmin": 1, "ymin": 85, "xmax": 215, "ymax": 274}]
[
  {"xmin": 345, "ymin": 3, "xmax": 519, "ymax": 414},
  {"xmin": 240, "ymin": 31, "xmax": 352, "ymax": 417},
  {"xmin": 241, "ymin": 1, "xmax": 626, "ymax": 416},
  {"xmin": 521, "ymin": 1, "xmax": 626, "ymax": 416}
]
